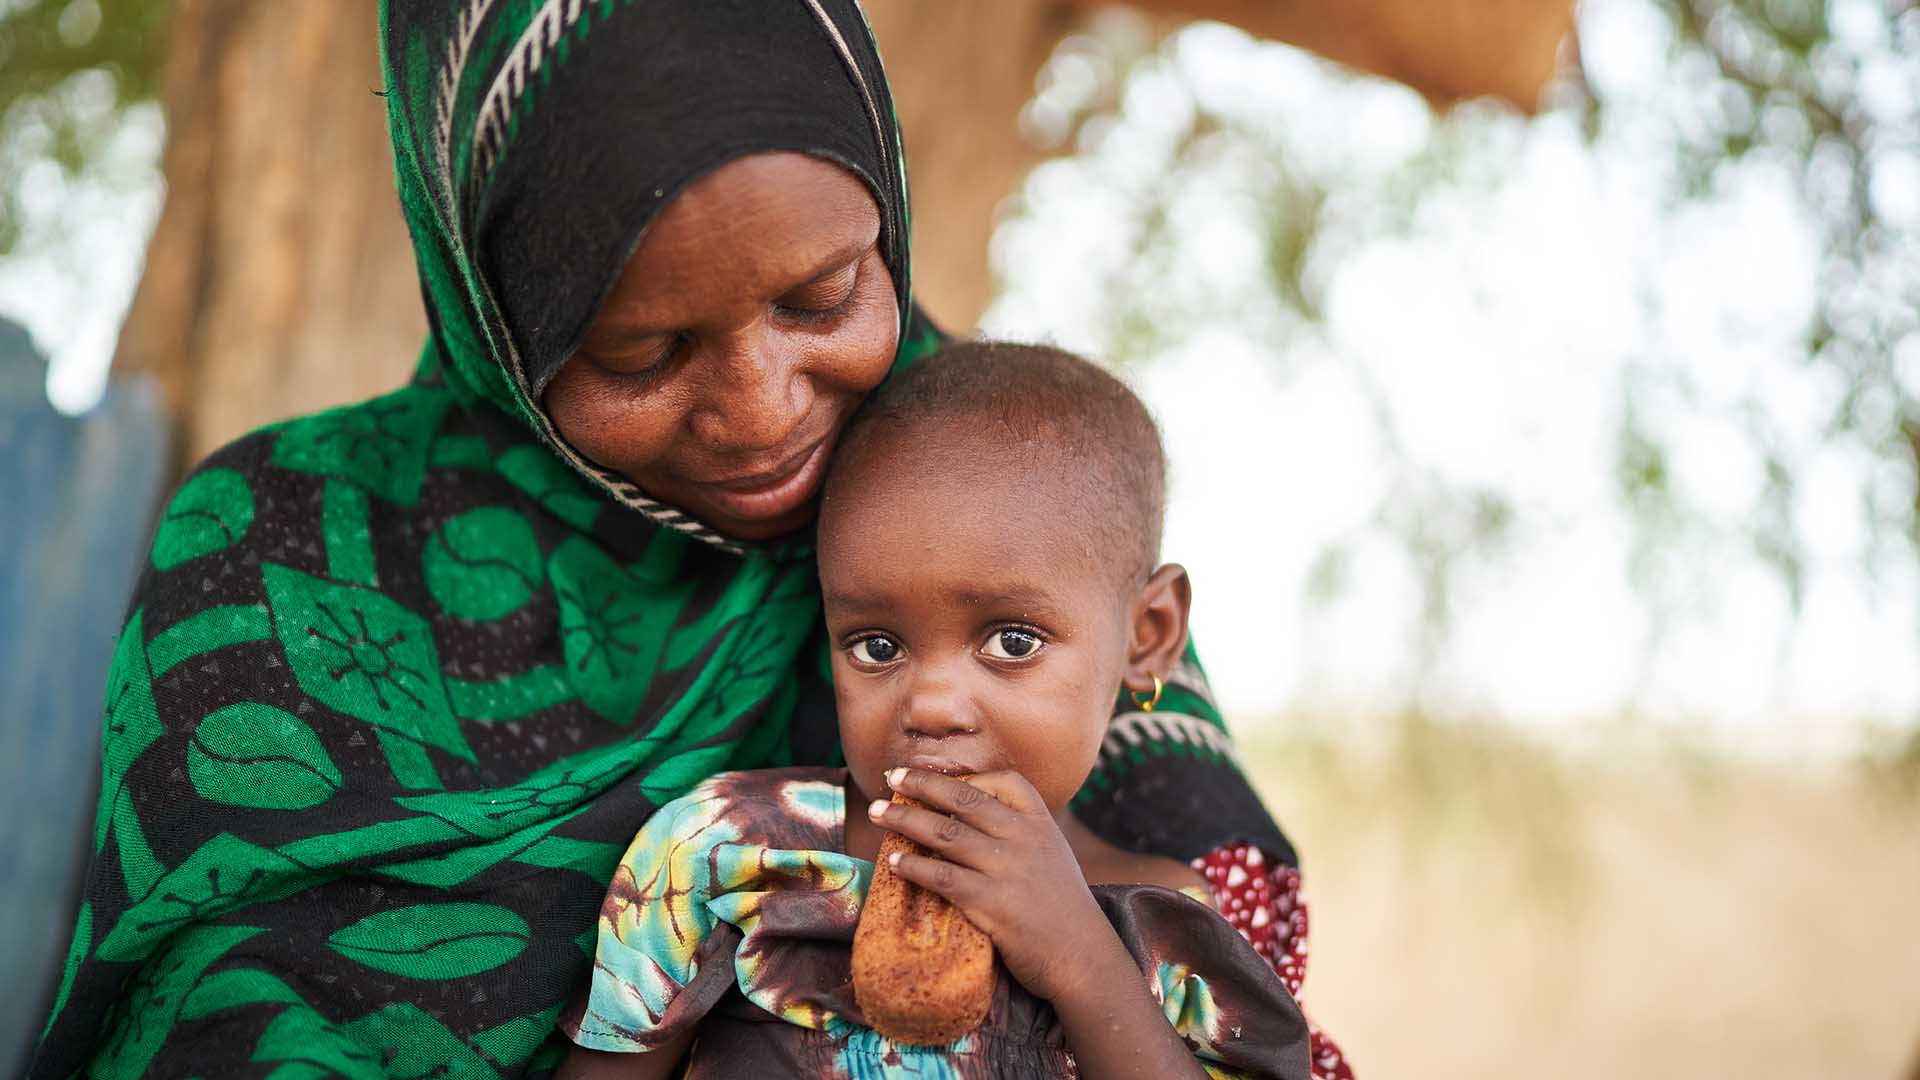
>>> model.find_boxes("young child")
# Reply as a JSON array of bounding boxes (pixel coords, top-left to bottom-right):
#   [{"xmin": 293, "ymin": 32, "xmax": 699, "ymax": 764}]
[{"xmin": 557, "ymin": 342, "xmax": 1310, "ymax": 1079}]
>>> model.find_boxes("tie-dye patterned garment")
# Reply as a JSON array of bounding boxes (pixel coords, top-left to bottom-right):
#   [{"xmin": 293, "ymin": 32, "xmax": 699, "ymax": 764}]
[{"xmin": 563, "ymin": 768, "xmax": 1312, "ymax": 1079}]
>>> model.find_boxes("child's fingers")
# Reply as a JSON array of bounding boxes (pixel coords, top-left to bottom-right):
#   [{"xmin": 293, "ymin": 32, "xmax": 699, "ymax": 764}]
[
  {"xmin": 943, "ymin": 770, "xmax": 1046, "ymax": 816},
  {"xmin": 885, "ymin": 849, "xmax": 993, "ymax": 920},
  {"xmin": 867, "ymin": 798, "xmax": 999, "ymax": 869},
  {"xmin": 885, "ymin": 768, "xmax": 1035, "ymax": 833}
]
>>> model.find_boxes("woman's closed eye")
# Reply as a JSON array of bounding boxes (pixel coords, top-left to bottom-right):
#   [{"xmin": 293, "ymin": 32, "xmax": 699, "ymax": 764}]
[
  {"xmin": 583, "ymin": 331, "xmax": 686, "ymax": 382},
  {"xmin": 847, "ymin": 634, "xmax": 903, "ymax": 665},
  {"xmin": 980, "ymin": 628, "xmax": 1044, "ymax": 661},
  {"xmin": 775, "ymin": 261, "xmax": 860, "ymax": 323}
]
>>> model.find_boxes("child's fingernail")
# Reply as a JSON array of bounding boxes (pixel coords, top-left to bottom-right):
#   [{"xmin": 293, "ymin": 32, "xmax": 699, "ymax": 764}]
[
  {"xmin": 887, "ymin": 851, "xmax": 901, "ymax": 867},
  {"xmin": 885, "ymin": 767, "xmax": 906, "ymax": 788},
  {"xmin": 868, "ymin": 799, "xmax": 889, "ymax": 820}
]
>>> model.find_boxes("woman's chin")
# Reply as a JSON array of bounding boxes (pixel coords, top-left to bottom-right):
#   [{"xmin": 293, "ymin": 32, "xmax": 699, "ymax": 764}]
[
  {"xmin": 702, "ymin": 501, "xmax": 820, "ymax": 542},
  {"xmin": 684, "ymin": 437, "xmax": 835, "ymax": 541}
]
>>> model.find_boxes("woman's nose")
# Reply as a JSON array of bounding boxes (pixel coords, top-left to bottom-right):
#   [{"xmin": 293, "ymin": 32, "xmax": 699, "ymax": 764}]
[{"xmin": 687, "ymin": 325, "xmax": 813, "ymax": 453}]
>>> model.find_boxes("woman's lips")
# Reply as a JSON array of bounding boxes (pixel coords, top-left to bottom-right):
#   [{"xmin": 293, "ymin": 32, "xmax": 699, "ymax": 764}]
[{"xmin": 699, "ymin": 437, "xmax": 833, "ymax": 524}]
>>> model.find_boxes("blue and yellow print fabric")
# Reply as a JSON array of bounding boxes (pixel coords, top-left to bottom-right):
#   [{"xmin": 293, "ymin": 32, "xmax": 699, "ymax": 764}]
[{"xmin": 566, "ymin": 768, "xmax": 1313, "ymax": 1079}]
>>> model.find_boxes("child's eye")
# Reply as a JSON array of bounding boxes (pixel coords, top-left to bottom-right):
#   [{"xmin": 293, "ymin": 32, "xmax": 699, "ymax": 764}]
[
  {"xmin": 981, "ymin": 629, "xmax": 1043, "ymax": 660},
  {"xmin": 849, "ymin": 635, "xmax": 902, "ymax": 664}
]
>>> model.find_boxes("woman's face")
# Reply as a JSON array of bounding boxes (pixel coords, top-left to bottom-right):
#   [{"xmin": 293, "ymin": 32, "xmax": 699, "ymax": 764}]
[{"xmin": 542, "ymin": 152, "xmax": 899, "ymax": 541}]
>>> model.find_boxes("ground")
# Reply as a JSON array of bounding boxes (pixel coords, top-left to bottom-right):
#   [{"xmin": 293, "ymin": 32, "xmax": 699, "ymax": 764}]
[{"xmin": 1243, "ymin": 722, "xmax": 1920, "ymax": 1079}]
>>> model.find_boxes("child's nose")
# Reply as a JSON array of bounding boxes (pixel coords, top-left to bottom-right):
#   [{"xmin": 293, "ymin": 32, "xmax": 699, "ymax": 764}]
[{"xmin": 900, "ymin": 664, "xmax": 978, "ymax": 739}]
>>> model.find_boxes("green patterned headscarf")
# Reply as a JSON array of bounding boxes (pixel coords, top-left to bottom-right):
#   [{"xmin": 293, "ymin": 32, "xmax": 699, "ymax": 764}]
[{"xmin": 31, "ymin": 3, "xmax": 1291, "ymax": 1076}]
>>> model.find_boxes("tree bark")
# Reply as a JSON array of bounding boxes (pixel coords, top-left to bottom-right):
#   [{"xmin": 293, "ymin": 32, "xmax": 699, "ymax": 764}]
[
  {"xmin": 113, "ymin": 0, "xmax": 1571, "ymax": 467},
  {"xmin": 112, "ymin": 0, "xmax": 423, "ymax": 468}
]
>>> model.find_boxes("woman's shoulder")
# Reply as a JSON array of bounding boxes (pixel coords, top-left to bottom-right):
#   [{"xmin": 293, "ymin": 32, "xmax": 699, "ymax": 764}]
[{"xmin": 171, "ymin": 382, "xmax": 461, "ymax": 515}]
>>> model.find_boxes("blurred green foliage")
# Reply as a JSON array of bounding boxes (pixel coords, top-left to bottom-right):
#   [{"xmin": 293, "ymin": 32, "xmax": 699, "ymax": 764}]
[
  {"xmin": 1014, "ymin": 0, "xmax": 1918, "ymax": 682},
  {"xmin": 1589, "ymin": 0, "xmax": 1919, "ymax": 615},
  {"xmin": 0, "ymin": 0, "xmax": 170, "ymax": 254}
]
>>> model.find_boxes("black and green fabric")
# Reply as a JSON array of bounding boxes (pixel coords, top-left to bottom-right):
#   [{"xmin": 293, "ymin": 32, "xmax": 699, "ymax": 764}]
[{"xmin": 30, "ymin": 2, "xmax": 1294, "ymax": 1076}]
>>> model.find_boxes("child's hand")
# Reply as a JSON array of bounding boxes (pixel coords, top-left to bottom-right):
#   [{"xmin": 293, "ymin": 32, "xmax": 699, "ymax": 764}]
[{"xmin": 868, "ymin": 767, "xmax": 1113, "ymax": 1004}]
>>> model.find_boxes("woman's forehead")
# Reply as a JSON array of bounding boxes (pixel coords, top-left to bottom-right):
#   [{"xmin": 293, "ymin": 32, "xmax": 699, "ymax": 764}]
[{"xmin": 598, "ymin": 153, "xmax": 882, "ymax": 320}]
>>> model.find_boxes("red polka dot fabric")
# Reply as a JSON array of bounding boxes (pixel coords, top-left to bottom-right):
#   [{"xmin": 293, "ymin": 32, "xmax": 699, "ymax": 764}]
[{"xmin": 1197, "ymin": 843, "xmax": 1354, "ymax": 1080}]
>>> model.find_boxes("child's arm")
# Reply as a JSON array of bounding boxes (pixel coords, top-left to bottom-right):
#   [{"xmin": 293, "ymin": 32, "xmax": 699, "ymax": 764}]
[
  {"xmin": 1062, "ymin": 813, "xmax": 1213, "ymax": 900},
  {"xmin": 872, "ymin": 768, "xmax": 1211, "ymax": 1080},
  {"xmin": 1045, "ymin": 933, "xmax": 1217, "ymax": 1080},
  {"xmin": 554, "ymin": 1034, "xmax": 692, "ymax": 1080}
]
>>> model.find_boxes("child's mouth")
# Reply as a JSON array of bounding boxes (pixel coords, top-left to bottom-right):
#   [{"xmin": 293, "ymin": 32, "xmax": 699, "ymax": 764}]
[{"xmin": 896, "ymin": 754, "xmax": 986, "ymax": 780}]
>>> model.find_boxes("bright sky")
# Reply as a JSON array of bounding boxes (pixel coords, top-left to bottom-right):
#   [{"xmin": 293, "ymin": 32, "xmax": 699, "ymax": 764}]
[{"xmin": 3, "ymin": 0, "xmax": 1914, "ymax": 752}]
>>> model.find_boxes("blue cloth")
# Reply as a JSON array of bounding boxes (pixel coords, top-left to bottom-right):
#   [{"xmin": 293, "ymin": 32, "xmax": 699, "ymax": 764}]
[{"xmin": 0, "ymin": 322, "xmax": 171, "ymax": 1074}]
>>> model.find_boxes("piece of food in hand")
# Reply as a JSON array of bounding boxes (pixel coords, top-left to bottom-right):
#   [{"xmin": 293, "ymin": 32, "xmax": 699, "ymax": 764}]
[{"xmin": 851, "ymin": 792, "xmax": 995, "ymax": 1045}]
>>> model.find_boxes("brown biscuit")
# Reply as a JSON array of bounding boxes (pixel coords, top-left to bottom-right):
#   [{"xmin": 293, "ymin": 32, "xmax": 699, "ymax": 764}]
[{"xmin": 851, "ymin": 792, "xmax": 996, "ymax": 1045}]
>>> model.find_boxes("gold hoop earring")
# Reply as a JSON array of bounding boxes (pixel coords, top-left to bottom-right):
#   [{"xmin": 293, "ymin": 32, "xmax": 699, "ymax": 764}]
[{"xmin": 1131, "ymin": 674, "xmax": 1164, "ymax": 713}]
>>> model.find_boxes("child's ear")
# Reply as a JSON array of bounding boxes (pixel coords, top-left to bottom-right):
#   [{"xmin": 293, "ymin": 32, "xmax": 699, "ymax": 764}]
[{"xmin": 1123, "ymin": 563, "xmax": 1191, "ymax": 697}]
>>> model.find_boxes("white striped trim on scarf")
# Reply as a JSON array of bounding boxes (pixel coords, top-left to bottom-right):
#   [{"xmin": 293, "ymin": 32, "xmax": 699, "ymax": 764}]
[
  {"xmin": 1101, "ymin": 710, "xmax": 1241, "ymax": 767},
  {"xmin": 1166, "ymin": 654, "xmax": 1218, "ymax": 711},
  {"xmin": 470, "ymin": 0, "xmax": 591, "ymax": 185},
  {"xmin": 797, "ymin": 0, "xmax": 901, "ymax": 273},
  {"xmin": 584, "ymin": 462, "xmax": 749, "ymax": 555},
  {"xmin": 433, "ymin": 0, "xmax": 498, "ymax": 204}
]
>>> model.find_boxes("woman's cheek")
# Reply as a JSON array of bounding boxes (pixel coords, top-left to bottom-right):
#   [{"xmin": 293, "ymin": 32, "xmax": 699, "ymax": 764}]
[
  {"xmin": 569, "ymin": 381, "xmax": 683, "ymax": 470},
  {"xmin": 815, "ymin": 273, "xmax": 897, "ymax": 392}
]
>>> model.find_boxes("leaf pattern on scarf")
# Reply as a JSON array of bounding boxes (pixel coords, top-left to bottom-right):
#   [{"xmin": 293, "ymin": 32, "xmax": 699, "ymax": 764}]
[
  {"xmin": 95, "ymin": 610, "xmax": 159, "ymax": 847},
  {"xmin": 151, "ymin": 467, "xmax": 254, "ymax": 570},
  {"xmin": 551, "ymin": 536, "xmax": 694, "ymax": 723},
  {"xmin": 186, "ymin": 702, "xmax": 345, "ymax": 810},
  {"xmin": 337, "ymin": 1002, "xmax": 508, "ymax": 1079},
  {"xmin": 499, "ymin": 443, "xmax": 603, "ymax": 531},
  {"xmin": 97, "ymin": 834, "xmax": 308, "ymax": 963},
  {"xmin": 424, "ymin": 505, "xmax": 545, "ymax": 619},
  {"xmin": 247, "ymin": 1003, "xmax": 386, "ymax": 1078},
  {"xmin": 394, "ymin": 746, "xmax": 631, "ymax": 836},
  {"xmin": 327, "ymin": 903, "xmax": 532, "ymax": 979},
  {"xmin": 177, "ymin": 968, "xmax": 305, "ymax": 1022},
  {"xmin": 265, "ymin": 562, "xmax": 473, "ymax": 763},
  {"xmin": 271, "ymin": 386, "xmax": 450, "ymax": 505},
  {"xmin": 91, "ymin": 925, "xmax": 265, "ymax": 1080}
]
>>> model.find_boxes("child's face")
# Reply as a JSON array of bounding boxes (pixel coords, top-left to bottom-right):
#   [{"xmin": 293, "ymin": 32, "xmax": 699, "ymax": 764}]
[{"xmin": 817, "ymin": 441, "xmax": 1136, "ymax": 816}]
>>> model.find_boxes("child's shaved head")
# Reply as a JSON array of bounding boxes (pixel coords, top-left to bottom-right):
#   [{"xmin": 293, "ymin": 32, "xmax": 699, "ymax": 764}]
[{"xmin": 824, "ymin": 341, "xmax": 1167, "ymax": 587}]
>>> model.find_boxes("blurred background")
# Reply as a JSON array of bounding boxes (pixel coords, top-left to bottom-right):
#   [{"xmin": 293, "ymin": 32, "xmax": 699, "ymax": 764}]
[{"xmin": 1, "ymin": 0, "xmax": 1916, "ymax": 1075}]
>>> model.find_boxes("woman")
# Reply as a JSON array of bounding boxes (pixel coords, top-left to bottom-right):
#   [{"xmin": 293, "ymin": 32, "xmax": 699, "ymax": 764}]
[{"xmin": 32, "ymin": 3, "xmax": 1348, "ymax": 1077}]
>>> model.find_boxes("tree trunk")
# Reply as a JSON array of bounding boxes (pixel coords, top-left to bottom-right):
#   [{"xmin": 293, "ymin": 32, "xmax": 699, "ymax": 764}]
[
  {"xmin": 112, "ymin": 0, "xmax": 423, "ymax": 469},
  {"xmin": 114, "ymin": 0, "xmax": 1571, "ymax": 467}
]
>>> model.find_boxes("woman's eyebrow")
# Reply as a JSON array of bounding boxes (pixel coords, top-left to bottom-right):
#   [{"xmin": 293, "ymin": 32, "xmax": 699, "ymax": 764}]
[
  {"xmin": 791, "ymin": 236, "xmax": 872, "ymax": 287},
  {"xmin": 592, "ymin": 233, "xmax": 876, "ymax": 340},
  {"xmin": 580, "ymin": 321, "xmax": 676, "ymax": 348}
]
